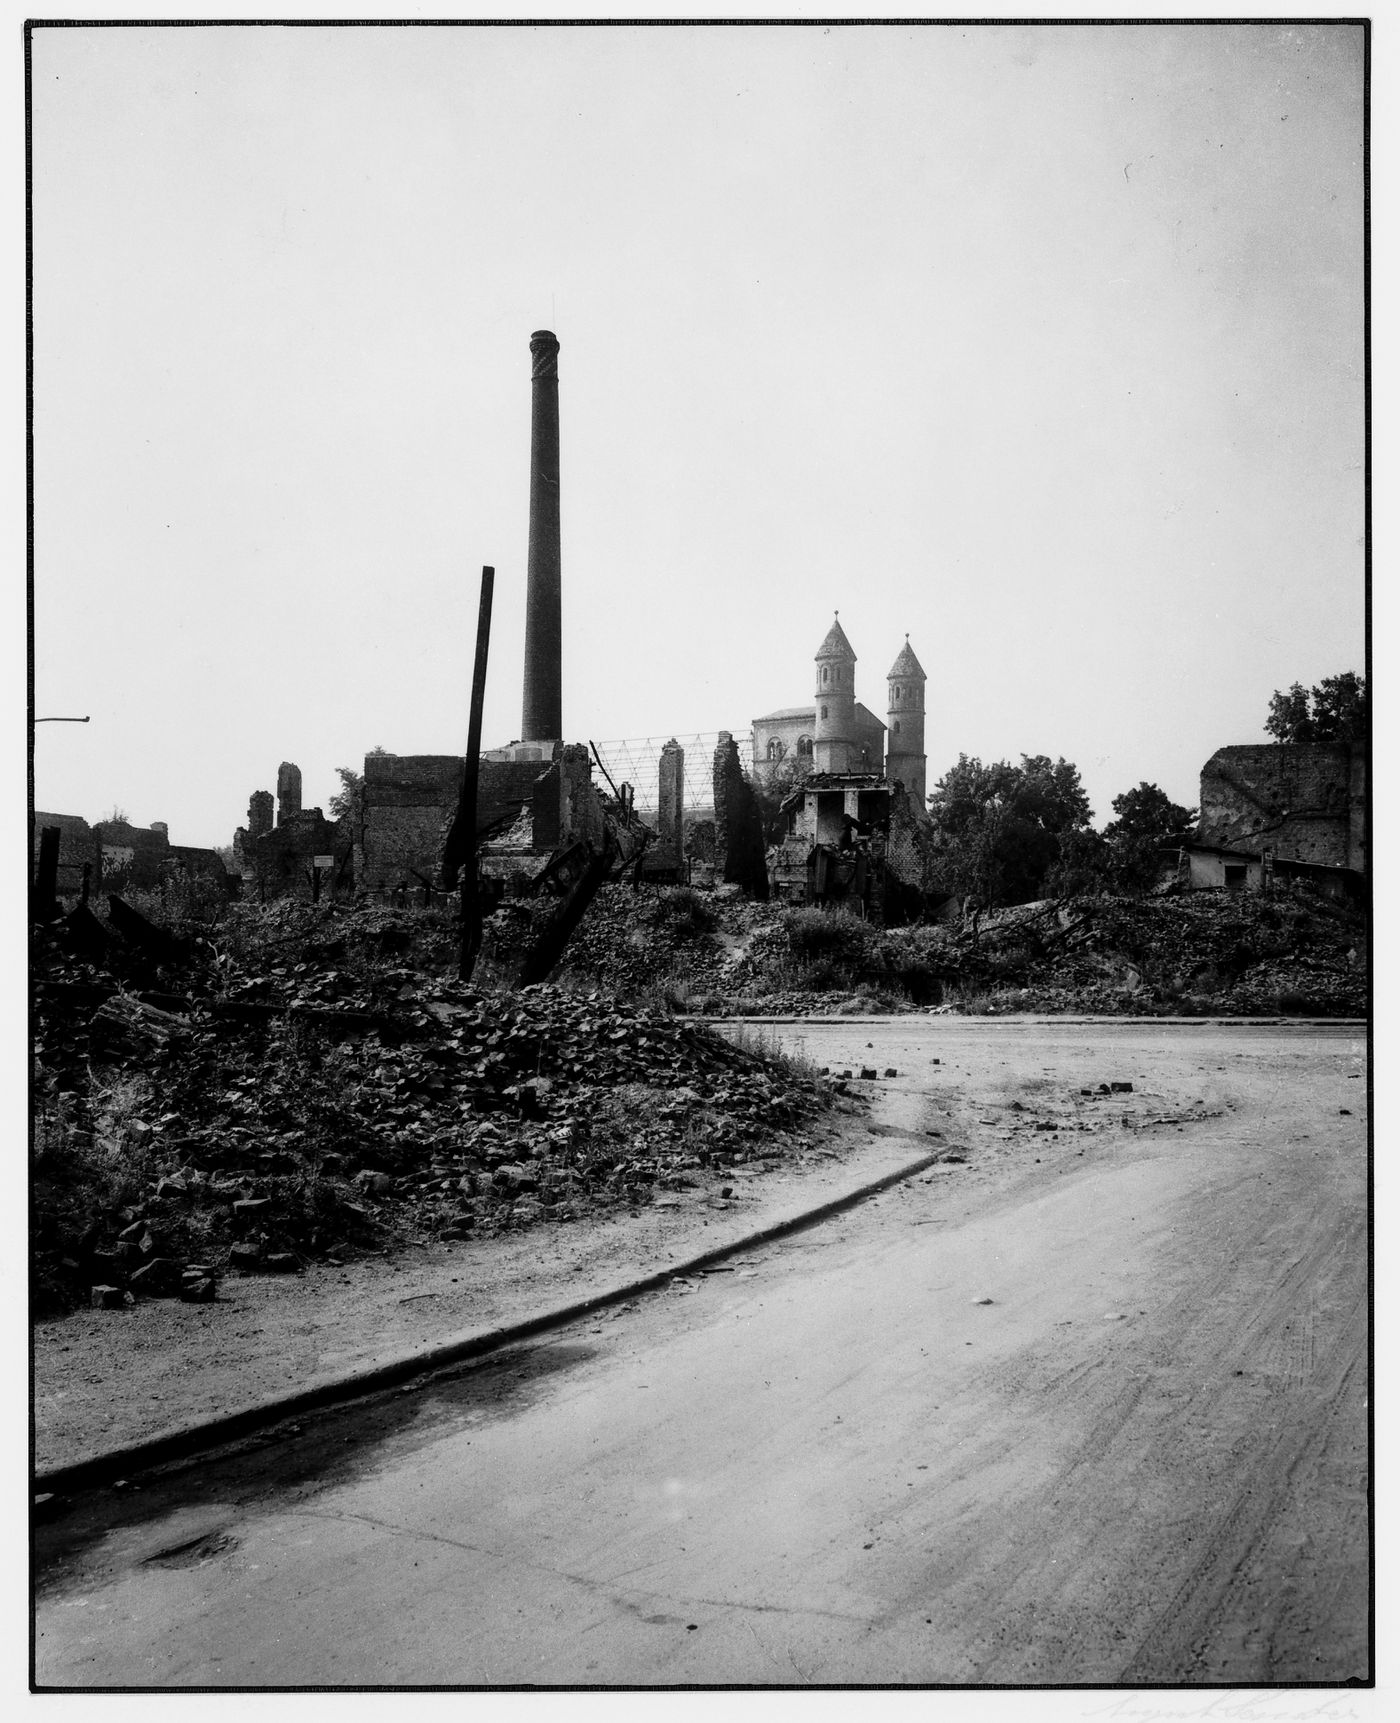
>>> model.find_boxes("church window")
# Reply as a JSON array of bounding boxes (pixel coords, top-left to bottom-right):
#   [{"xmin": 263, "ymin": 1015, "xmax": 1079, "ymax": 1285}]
[
  {"xmin": 820, "ymin": 705, "xmax": 828, "ymax": 720},
  {"xmin": 766, "ymin": 737, "xmax": 783, "ymax": 760},
  {"xmin": 797, "ymin": 735, "xmax": 813, "ymax": 759},
  {"xmin": 894, "ymin": 719, "xmax": 901, "ymax": 735},
  {"xmin": 821, "ymin": 666, "xmax": 828, "ymax": 685}
]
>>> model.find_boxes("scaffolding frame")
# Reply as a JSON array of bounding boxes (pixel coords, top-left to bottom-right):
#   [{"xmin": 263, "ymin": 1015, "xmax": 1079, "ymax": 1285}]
[{"xmin": 589, "ymin": 733, "xmax": 725, "ymax": 824}]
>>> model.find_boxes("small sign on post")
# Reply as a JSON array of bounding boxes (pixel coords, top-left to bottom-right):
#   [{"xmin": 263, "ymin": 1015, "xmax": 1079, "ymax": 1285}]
[{"xmin": 310, "ymin": 854, "xmax": 334, "ymax": 905}]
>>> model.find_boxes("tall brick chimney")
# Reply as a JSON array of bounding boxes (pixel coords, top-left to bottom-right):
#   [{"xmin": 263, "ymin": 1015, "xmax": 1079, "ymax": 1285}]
[{"xmin": 521, "ymin": 329, "xmax": 562, "ymax": 743}]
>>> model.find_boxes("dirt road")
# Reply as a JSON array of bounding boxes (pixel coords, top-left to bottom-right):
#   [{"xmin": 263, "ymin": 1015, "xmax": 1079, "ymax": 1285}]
[{"xmin": 34, "ymin": 1020, "xmax": 1368, "ymax": 1687}]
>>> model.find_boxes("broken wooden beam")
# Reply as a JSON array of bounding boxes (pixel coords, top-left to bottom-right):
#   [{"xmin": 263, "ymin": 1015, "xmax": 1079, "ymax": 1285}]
[{"xmin": 517, "ymin": 841, "xmax": 615, "ymax": 987}]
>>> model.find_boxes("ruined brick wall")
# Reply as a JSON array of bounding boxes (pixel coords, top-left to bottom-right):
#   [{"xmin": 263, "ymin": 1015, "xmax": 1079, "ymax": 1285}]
[
  {"xmin": 1198, "ymin": 743, "xmax": 1364, "ymax": 870},
  {"xmin": 361, "ymin": 751, "xmax": 571, "ymax": 891},
  {"xmin": 656, "ymin": 739, "xmax": 684, "ymax": 863},
  {"xmin": 361, "ymin": 754, "xmax": 464, "ymax": 890},
  {"xmin": 559, "ymin": 745, "xmax": 608, "ymax": 852},
  {"xmin": 169, "ymin": 846, "xmax": 231, "ymax": 889},
  {"xmin": 530, "ymin": 761, "xmax": 562, "ymax": 851},
  {"xmin": 713, "ymin": 733, "xmax": 770, "ymax": 899},
  {"xmin": 247, "ymin": 810, "xmax": 345, "ymax": 898},
  {"xmin": 1348, "ymin": 748, "xmax": 1367, "ymax": 873},
  {"xmin": 33, "ymin": 812, "xmax": 101, "ymax": 899},
  {"xmin": 479, "ymin": 758, "xmax": 556, "ymax": 840},
  {"xmin": 94, "ymin": 819, "xmax": 172, "ymax": 891},
  {"xmin": 276, "ymin": 762, "xmax": 302, "ymax": 823},
  {"xmin": 885, "ymin": 787, "xmax": 932, "ymax": 892},
  {"xmin": 247, "ymin": 790, "xmax": 274, "ymax": 839}
]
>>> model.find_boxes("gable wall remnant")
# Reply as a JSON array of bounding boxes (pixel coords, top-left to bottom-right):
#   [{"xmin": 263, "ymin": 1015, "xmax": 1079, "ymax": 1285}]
[{"xmin": 1198, "ymin": 743, "xmax": 1365, "ymax": 872}]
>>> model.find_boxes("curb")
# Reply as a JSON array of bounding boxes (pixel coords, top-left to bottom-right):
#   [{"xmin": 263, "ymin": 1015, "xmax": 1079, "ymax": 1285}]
[
  {"xmin": 700, "ymin": 1015, "xmax": 1367, "ymax": 1028},
  {"xmin": 34, "ymin": 1142, "xmax": 945, "ymax": 1499}
]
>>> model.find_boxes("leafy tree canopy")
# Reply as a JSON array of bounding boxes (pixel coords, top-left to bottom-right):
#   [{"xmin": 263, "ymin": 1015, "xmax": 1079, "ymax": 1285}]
[
  {"xmin": 926, "ymin": 753, "xmax": 1093, "ymax": 907},
  {"xmin": 1094, "ymin": 781, "xmax": 1197, "ymax": 895},
  {"xmin": 329, "ymin": 746, "xmax": 387, "ymax": 821},
  {"xmin": 1104, "ymin": 782, "xmax": 1196, "ymax": 842},
  {"xmin": 1265, "ymin": 673, "xmax": 1367, "ymax": 745}
]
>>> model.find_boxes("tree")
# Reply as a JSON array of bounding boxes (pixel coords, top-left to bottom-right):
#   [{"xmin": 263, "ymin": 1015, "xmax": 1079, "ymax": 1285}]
[
  {"xmin": 926, "ymin": 753, "xmax": 1094, "ymax": 907},
  {"xmin": 1043, "ymin": 826, "xmax": 1110, "ymax": 898},
  {"xmin": 328, "ymin": 769, "xmax": 362, "ymax": 822},
  {"xmin": 1099, "ymin": 781, "xmax": 1197, "ymax": 894},
  {"xmin": 1265, "ymin": 673, "xmax": 1367, "ymax": 745},
  {"xmin": 329, "ymin": 746, "xmax": 387, "ymax": 823},
  {"xmin": 748, "ymin": 752, "xmax": 815, "ymax": 845},
  {"xmin": 1104, "ymin": 782, "xmax": 1196, "ymax": 842}
]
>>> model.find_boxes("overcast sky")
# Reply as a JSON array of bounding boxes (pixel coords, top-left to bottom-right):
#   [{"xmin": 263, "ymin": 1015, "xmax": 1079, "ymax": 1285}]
[{"xmin": 29, "ymin": 19, "xmax": 1365, "ymax": 847}]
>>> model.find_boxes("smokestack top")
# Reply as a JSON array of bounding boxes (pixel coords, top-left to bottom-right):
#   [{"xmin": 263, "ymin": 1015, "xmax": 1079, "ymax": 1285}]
[{"xmin": 530, "ymin": 330, "xmax": 559, "ymax": 378}]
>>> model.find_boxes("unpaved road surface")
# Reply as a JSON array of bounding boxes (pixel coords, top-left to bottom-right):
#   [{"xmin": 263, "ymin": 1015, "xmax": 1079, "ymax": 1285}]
[{"xmin": 34, "ymin": 1021, "xmax": 1369, "ymax": 1687}]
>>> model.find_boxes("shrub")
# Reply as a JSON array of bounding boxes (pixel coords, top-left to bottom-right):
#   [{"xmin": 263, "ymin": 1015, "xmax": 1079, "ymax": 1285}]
[
  {"xmin": 782, "ymin": 907, "xmax": 881, "ymax": 968},
  {"xmin": 657, "ymin": 886, "xmax": 717, "ymax": 939}
]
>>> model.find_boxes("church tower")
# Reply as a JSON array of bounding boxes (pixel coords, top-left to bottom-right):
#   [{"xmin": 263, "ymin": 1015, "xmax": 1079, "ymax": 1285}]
[
  {"xmin": 812, "ymin": 614, "xmax": 858, "ymax": 773},
  {"xmin": 885, "ymin": 637, "xmax": 928, "ymax": 807}
]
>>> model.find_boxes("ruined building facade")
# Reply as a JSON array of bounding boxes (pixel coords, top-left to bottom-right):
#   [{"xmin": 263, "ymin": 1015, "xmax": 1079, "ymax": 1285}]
[
  {"xmin": 1196, "ymin": 742, "xmax": 1365, "ymax": 874},
  {"xmin": 233, "ymin": 763, "xmax": 348, "ymax": 899},
  {"xmin": 33, "ymin": 811, "xmax": 228, "ymax": 901},
  {"xmin": 1179, "ymin": 740, "xmax": 1367, "ymax": 898}
]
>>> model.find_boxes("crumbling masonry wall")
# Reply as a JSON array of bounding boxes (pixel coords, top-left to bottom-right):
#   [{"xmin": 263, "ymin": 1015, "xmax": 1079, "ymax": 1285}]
[
  {"xmin": 358, "ymin": 748, "xmax": 583, "ymax": 893},
  {"xmin": 32, "ymin": 812, "xmax": 101, "ymax": 900},
  {"xmin": 1198, "ymin": 743, "xmax": 1365, "ymax": 872},
  {"xmin": 559, "ymin": 745, "xmax": 608, "ymax": 853},
  {"xmin": 276, "ymin": 762, "xmax": 303, "ymax": 823},
  {"xmin": 713, "ymin": 732, "xmax": 770, "ymax": 899},
  {"xmin": 247, "ymin": 791, "xmax": 274, "ymax": 840},
  {"xmin": 360, "ymin": 754, "xmax": 464, "ymax": 891}
]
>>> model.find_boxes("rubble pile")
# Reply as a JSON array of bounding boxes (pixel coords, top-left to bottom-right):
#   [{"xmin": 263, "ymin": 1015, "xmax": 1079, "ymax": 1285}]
[
  {"xmin": 482, "ymin": 884, "xmax": 738, "ymax": 1000},
  {"xmin": 928, "ymin": 890, "xmax": 1368, "ymax": 1016},
  {"xmin": 31, "ymin": 905, "xmax": 835, "ymax": 1314},
  {"xmin": 508, "ymin": 882, "xmax": 1365, "ymax": 1019}
]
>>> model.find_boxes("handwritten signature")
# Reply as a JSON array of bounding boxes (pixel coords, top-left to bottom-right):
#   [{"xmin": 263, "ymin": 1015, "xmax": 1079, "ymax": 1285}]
[{"xmin": 1083, "ymin": 1693, "xmax": 1361, "ymax": 1723}]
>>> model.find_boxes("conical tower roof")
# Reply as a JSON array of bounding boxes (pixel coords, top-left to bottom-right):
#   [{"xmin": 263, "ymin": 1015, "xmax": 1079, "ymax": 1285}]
[
  {"xmin": 815, "ymin": 613, "xmax": 856, "ymax": 662},
  {"xmin": 887, "ymin": 636, "xmax": 925, "ymax": 680}
]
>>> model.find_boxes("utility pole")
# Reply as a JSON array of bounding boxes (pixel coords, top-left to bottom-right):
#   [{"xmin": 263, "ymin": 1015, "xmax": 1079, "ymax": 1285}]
[{"xmin": 456, "ymin": 567, "xmax": 495, "ymax": 982}]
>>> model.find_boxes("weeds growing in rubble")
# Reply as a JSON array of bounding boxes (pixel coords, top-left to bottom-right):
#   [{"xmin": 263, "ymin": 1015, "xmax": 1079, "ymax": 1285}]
[
  {"xmin": 120, "ymin": 871, "xmax": 232, "ymax": 932},
  {"xmin": 657, "ymin": 886, "xmax": 717, "ymax": 939},
  {"xmin": 723, "ymin": 1022, "xmax": 827, "ymax": 1094}
]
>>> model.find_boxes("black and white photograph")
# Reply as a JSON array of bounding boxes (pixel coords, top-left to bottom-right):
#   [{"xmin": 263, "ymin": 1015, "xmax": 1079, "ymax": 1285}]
[{"xmin": 27, "ymin": 12, "xmax": 1370, "ymax": 1694}]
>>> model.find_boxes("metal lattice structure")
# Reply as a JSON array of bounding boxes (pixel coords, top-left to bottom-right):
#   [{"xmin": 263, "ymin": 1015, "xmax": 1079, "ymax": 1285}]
[{"xmin": 588, "ymin": 733, "xmax": 724, "ymax": 824}]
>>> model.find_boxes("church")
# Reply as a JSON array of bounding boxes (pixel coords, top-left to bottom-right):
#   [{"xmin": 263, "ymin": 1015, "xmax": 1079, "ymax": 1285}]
[{"xmin": 750, "ymin": 615, "xmax": 929, "ymax": 806}]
